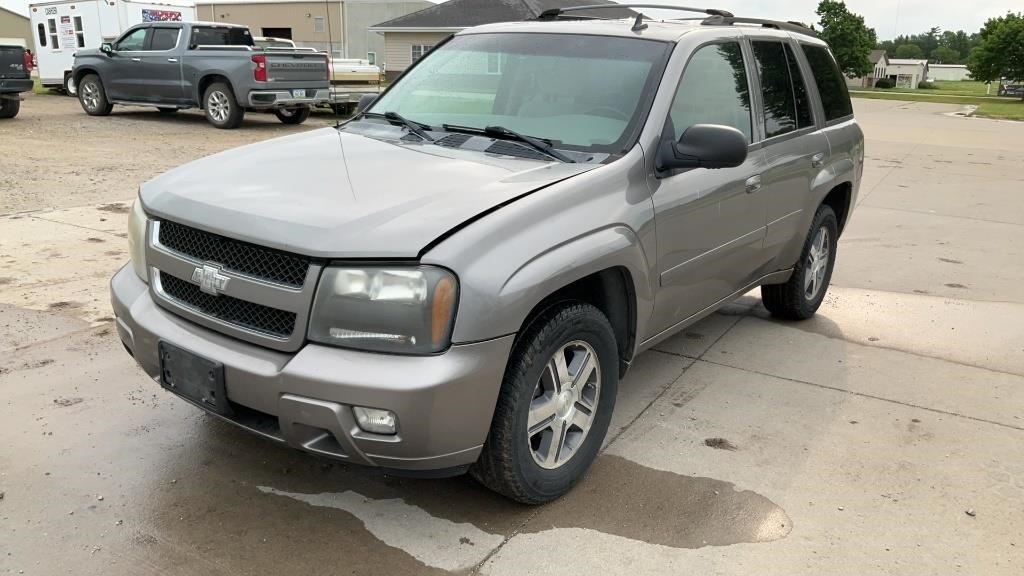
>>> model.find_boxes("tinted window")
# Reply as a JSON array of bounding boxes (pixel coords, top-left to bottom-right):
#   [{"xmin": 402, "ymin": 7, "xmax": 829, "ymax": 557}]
[
  {"xmin": 191, "ymin": 27, "xmax": 254, "ymax": 48},
  {"xmin": 150, "ymin": 28, "xmax": 180, "ymax": 51},
  {"xmin": 751, "ymin": 41, "xmax": 797, "ymax": 138},
  {"xmin": 37, "ymin": 23, "xmax": 46, "ymax": 47},
  {"xmin": 802, "ymin": 44, "xmax": 853, "ymax": 120},
  {"xmin": 117, "ymin": 28, "xmax": 148, "ymax": 51},
  {"xmin": 785, "ymin": 43, "xmax": 814, "ymax": 128},
  {"xmin": 669, "ymin": 42, "xmax": 752, "ymax": 143}
]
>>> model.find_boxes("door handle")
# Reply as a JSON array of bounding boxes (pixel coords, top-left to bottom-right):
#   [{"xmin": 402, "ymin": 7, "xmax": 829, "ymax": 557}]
[
  {"xmin": 130, "ymin": 57, "xmax": 141, "ymax": 62},
  {"xmin": 167, "ymin": 58, "xmax": 178, "ymax": 63},
  {"xmin": 745, "ymin": 175, "xmax": 762, "ymax": 194},
  {"xmin": 811, "ymin": 152, "xmax": 826, "ymax": 168}
]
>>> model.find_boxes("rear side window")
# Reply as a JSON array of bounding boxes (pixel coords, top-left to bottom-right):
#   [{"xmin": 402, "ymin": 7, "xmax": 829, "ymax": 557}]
[
  {"xmin": 751, "ymin": 41, "xmax": 798, "ymax": 138},
  {"xmin": 785, "ymin": 43, "xmax": 814, "ymax": 128},
  {"xmin": 150, "ymin": 28, "xmax": 180, "ymax": 51},
  {"xmin": 669, "ymin": 42, "xmax": 752, "ymax": 143},
  {"xmin": 802, "ymin": 44, "xmax": 853, "ymax": 121},
  {"xmin": 190, "ymin": 27, "xmax": 254, "ymax": 48}
]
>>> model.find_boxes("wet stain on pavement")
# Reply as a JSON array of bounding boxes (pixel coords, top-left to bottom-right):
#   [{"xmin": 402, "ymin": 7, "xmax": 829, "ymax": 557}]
[
  {"xmin": 704, "ymin": 437, "xmax": 739, "ymax": 451},
  {"xmin": 97, "ymin": 202, "xmax": 130, "ymax": 213},
  {"xmin": 944, "ymin": 283, "xmax": 968, "ymax": 289},
  {"xmin": 937, "ymin": 257, "xmax": 963, "ymax": 264},
  {"xmin": 524, "ymin": 455, "xmax": 791, "ymax": 549}
]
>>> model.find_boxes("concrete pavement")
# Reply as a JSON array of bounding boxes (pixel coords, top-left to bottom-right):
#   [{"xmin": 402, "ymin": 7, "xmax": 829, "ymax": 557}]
[{"xmin": 1, "ymin": 98, "xmax": 1022, "ymax": 575}]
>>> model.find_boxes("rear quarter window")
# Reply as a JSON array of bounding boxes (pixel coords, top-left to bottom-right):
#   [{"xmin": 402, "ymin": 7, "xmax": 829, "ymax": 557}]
[{"xmin": 801, "ymin": 44, "xmax": 853, "ymax": 121}]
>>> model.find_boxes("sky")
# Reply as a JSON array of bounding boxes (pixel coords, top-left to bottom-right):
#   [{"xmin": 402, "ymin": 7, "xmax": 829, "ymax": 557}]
[{"xmin": 1, "ymin": 0, "xmax": 1021, "ymax": 40}]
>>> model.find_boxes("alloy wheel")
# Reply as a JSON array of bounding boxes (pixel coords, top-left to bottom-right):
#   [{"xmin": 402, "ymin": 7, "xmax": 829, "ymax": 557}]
[
  {"xmin": 804, "ymin": 226, "xmax": 830, "ymax": 300},
  {"xmin": 81, "ymin": 82, "xmax": 99, "ymax": 111},
  {"xmin": 207, "ymin": 91, "xmax": 230, "ymax": 123},
  {"xmin": 527, "ymin": 340, "xmax": 601, "ymax": 469}
]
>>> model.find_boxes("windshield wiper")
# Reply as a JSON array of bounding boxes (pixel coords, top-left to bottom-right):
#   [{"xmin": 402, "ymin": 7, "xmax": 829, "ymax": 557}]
[
  {"xmin": 363, "ymin": 111, "xmax": 435, "ymax": 142},
  {"xmin": 442, "ymin": 124, "xmax": 575, "ymax": 163}
]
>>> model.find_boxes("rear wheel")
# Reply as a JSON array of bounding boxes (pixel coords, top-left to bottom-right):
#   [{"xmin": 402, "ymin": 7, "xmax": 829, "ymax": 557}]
[
  {"xmin": 78, "ymin": 74, "xmax": 112, "ymax": 116},
  {"xmin": 274, "ymin": 106, "xmax": 311, "ymax": 125},
  {"xmin": 471, "ymin": 302, "xmax": 618, "ymax": 504},
  {"xmin": 761, "ymin": 204, "xmax": 839, "ymax": 319},
  {"xmin": 203, "ymin": 82, "xmax": 243, "ymax": 129},
  {"xmin": 0, "ymin": 97, "xmax": 20, "ymax": 119}
]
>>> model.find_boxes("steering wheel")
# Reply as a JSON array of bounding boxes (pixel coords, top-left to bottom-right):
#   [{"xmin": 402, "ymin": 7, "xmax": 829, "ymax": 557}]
[{"xmin": 583, "ymin": 106, "xmax": 629, "ymax": 121}]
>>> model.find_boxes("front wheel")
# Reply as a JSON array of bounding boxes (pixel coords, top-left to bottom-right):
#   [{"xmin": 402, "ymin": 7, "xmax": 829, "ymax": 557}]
[
  {"xmin": 471, "ymin": 302, "xmax": 618, "ymax": 504},
  {"xmin": 274, "ymin": 106, "xmax": 311, "ymax": 125},
  {"xmin": 203, "ymin": 82, "xmax": 244, "ymax": 129},
  {"xmin": 761, "ymin": 204, "xmax": 839, "ymax": 319},
  {"xmin": 0, "ymin": 97, "xmax": 20, "ymax": 119},
  {"xmin": 78, "ymin": 74, "xmax": 112, "ymax": 116}
]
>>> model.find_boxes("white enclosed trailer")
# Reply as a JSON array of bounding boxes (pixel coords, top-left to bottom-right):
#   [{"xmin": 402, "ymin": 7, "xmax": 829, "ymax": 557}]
[{"xmin": 29, "ymin": 0, "xmax": 195, "ymax": 91}]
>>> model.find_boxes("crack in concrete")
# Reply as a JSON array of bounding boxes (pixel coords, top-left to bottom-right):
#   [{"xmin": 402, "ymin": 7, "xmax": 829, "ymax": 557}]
[{"xmin": 856, "ymin": 203, "xmax": 1024, "ymax": 227}]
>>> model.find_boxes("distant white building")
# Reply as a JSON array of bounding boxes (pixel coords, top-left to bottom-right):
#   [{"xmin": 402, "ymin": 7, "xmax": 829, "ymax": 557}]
[
  {"xmin": 928, "ymin": 64, "xmax": 971, "ymax": 82},
  {"xmin": 847, "ymin": 49, "xmax": 889, "ymax": 88},
  {"xmin": 886, "ymin": 59, "xmax": 929, "ymax": 89}
]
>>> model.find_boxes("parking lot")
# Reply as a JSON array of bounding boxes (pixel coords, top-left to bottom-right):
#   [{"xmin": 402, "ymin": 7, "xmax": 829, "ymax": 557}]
[{"xmin": 1, "ymin": 93, "xmax": 1022, "ymax": 575}]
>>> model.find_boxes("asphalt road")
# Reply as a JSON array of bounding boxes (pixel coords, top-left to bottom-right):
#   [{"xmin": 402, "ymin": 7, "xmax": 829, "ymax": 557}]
[{"xmin": 1, "ymin": 95, "xmax": 1022, "ymax": 575}]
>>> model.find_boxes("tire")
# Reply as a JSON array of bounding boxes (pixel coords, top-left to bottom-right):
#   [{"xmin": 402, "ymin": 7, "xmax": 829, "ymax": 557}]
[
  {"xmin": 471, "ymin": 302, "xmax": 618, "ymax": 504},
  {"xmin": 157, "ymin": 107, "xmax": 179, "ymax": 114},
  {"xmin": 203, "ymin": 82, "xmax": 244, "ymax": 129},
  {"xmin": 78, "ymin": 74, "xmax": 112, "ymax": 116},
  {"xmin": 274, "ymin": 106, "xmax": 311, "ymax": 125},
  {"xmin": 0, "ymin": 97, "xmax": 20, "ymax": 119},
  {"xmin": 761, "ymin": 204, "xmax": 839, "ymax": 319},
  {"xmin": 62, "ymin": 72, "xmax": 75, "ymax": 96}
]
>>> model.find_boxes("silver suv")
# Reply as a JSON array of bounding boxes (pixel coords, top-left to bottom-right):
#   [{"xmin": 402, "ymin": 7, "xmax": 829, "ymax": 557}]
[{"xmin": 111, "ymin": 6, "xmax": 863, "ymax": 504}]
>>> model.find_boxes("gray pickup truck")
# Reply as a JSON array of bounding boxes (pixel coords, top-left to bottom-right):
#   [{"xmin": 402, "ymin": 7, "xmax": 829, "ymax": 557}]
[
  {"xmin": 72, "ymin": 22, "xmax": 329, "ymax": 128},
  {"xmin": 0, "ymin": 44, "xmax": 33, "ymax": 119}
]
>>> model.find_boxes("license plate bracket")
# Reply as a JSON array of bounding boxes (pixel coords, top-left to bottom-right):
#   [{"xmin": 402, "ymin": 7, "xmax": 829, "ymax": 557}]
[
  {"xmin": 292, "ymin": 89, "xmax": 306, "ymax": 98},
  {"xmin": 158, "ymin": 342, "xmax": 231, "ymax": 416}
]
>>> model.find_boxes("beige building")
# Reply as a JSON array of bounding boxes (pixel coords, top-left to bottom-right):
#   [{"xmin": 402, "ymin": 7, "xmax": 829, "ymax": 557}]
[
  {"xmin": 368, "ymin": 0, "xmax": 630, "ymax": 80},
  {"xmin": 195, "ymin": 0, "xmax": 429, "ymax": 62},
  {"xmin": 0, "ymin": 5, "xmax": 31, "ymax": 48}
]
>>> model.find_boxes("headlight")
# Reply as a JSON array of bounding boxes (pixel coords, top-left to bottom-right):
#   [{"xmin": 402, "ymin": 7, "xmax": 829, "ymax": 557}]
[
  {"xmin": 127, "ymin": 199, "xmax": 149, "ymax": 283},
  {"xmin": 308, "ymin": 266, "xmax": 458, "ymax": 354}
]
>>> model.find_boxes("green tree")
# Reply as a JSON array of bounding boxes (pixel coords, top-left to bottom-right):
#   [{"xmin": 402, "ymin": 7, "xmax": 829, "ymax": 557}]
[
  {"xmin": 895, "ymin": 43, "xmax": 925, "ymax": 59},
  {"xmin": 939, "ymin": 30, "xmax": 972, "ymax": 62},
  {"xmin": 969, "ymin": 12, "xmax": 1024, "ymax": 99},
  {"xmin": 930, "ymin": 46, "xmax": 960, "ymax": 64},
  {"xmin": 816, "ymin": 0, "xmax": 877, "ymax": 76}
]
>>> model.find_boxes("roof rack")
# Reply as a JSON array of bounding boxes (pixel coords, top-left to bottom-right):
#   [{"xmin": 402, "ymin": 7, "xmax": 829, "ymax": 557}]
[
  {"xmin": 537, "ymin": 4, "xmax": 734, "ymax": 21},
  {"xmin": 701, "ymin": 15, "xmax": 818, "ymax": 37}
]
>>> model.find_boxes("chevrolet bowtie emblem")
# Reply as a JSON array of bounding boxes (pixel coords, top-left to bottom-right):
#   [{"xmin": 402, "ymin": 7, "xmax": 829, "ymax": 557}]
[{"xmin": 191, "ymin": 264, "xmax": 230, "ymax": 295}]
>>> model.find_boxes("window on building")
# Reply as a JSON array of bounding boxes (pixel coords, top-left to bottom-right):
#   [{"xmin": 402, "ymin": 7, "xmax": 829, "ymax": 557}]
[
  {"xmin": 411, "ymin": 44, "xmax": 433, "ymax": 63},
  {"xmin": 260, "ymin": 27, "xmax": 292, "ymax": 40},
  {"xmin": 668, "ymin": 42, "xmax": 752, "ymax": 143},
  {"xmin": 73, "ymin": 16, "xmax": 85, "ymax": 48},
  {"xmin": 313, "ymin": 17, "xmax": 325, "ymax": 34},
  {"xmin": 366, "ymin": 51, "xmax": 376, "ymax": 65},
  {"xmin": 801, "ymin": 44, "xmax": 853, "ymax": 121},
  {"xmin": 47, "ymin": 18, "xmax": 58, "ymax": 50},
  {"xmin": 37, "ymin": 23, "xmax": 47, "ymax": 47},
  {"xmin": 486, "ymin": 52, "xmax": 503, "ymax": 74}
]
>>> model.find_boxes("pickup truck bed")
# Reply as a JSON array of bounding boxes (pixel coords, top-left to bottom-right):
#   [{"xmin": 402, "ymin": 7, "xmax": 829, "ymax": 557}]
[{"xmin": 0, "ymin": 45, "xmax": 32, "ymax": 119}]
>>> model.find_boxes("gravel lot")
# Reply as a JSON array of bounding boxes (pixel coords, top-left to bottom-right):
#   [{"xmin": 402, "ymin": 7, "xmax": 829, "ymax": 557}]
[{"xmin": 1, "ymin": 93, "xmax": 1022, "ymax": 575}]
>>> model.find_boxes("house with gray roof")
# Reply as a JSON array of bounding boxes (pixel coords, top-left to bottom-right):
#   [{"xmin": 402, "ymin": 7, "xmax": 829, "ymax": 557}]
[{"xmin": 368, "ymin": 0, "xmax": 633, "ymax": 79}]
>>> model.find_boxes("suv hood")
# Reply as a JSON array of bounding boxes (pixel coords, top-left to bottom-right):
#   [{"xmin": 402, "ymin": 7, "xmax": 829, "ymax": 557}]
[{"xmin": 141, "ymin": 127, "xmax": 596, "ymax": 258}]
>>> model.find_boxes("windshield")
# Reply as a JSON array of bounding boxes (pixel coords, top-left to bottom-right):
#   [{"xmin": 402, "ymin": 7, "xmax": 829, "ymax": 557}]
[{"xmin": 368, "ymin": 33, "xmax": 670, "ymax": 154}]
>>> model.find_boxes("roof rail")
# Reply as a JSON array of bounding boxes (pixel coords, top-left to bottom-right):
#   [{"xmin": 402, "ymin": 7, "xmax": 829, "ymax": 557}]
[
  {"xmin": 537, "ymin": 4, "xmax": 734, "ymax": 21},
  {"xmin": 701, "ymin": 15, "xmax": 818, "ymax": 37}
]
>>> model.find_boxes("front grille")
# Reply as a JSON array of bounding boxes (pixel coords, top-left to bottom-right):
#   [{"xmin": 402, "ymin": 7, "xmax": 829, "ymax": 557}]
[
  {"xmin": 160, "ymin": 273, "xmax": 296, "ymax": 338},
  {"xmin": 158, "ymin": 220, "xmax": 311, "ymax": 288}
]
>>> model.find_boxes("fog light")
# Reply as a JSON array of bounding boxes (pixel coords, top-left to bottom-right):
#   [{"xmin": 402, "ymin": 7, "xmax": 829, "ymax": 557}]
[{"xmin": 353, "ymin": 406, "xmax": 397, "ymax": 435}]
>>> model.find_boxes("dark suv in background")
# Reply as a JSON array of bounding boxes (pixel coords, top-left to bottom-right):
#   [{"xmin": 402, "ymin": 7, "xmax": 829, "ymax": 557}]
[{"xmin": 0, "ymin": 44, "xmax": 33, "ymax": 119}]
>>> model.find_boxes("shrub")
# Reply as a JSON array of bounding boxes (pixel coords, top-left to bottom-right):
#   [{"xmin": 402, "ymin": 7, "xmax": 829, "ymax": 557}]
[
  {"xmin": 874, "ymin": 78, "xmax": 895, "ymax": 89},
  {"xmin": 918, "ymin": 81, "xmax": 937, "ymax": 89}
]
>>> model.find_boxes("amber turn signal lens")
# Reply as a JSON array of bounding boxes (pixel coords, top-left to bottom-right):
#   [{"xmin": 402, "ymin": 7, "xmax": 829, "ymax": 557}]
[{"xmin": 431, "ymin": 275, "xmax": 456, "ymax": 347}]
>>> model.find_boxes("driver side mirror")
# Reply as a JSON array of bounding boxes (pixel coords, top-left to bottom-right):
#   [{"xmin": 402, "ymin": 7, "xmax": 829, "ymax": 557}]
[
  {"xmin": 100, "ymin": 43, "xmax": 114, "ymax": 55},
  {"xmin": 356, "ymin": 94, "xmax": 377, "ymax": 113},
  {"xmin": 657, "ymin": 124, "xmax": 748, "ymax": 172}
]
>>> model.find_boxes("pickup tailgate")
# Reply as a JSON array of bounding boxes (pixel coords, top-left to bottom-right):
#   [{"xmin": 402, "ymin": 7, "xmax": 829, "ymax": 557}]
[
  {"xmin": 264, "ymin": 51, "xmax": 328, "ymax": 83},
  {"xmin": 0, "ymin": 46, "xmax": 29, "ymax": 81}
]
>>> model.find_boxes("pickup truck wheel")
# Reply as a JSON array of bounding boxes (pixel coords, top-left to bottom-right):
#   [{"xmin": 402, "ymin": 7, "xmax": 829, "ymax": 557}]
[
  {"xmin": 471, "ymin": 302, "xmax": 618, "ymax": 504},
  {"xmin": 204, "ymin": 83, "xmax": 244, "ymax": 129},
  {"xmin": 78, "ymin": 74, "xmax": 112, "ymax": 116},
  {"xmin": 157, "ymin": 107, "xmax": 178, "ymax": 114},
  {"xmin": 0, "ymin": 97, "xmax": 20, "ymax": 119},
  {"xmin": 761, "ymin": 204, "xmax": 839, "ymax": 320},
  {"xmin": 274, "ymin": 106, "xmax": 311, "ymax": 125}
]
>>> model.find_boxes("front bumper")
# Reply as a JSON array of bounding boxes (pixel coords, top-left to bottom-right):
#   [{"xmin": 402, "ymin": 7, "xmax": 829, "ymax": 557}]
[
  {"xmin": 110, "ymin": 265, "xmax": 513, "ymax": 473},
  {"xmin": 247, "ymin": 88, "xmax": 330, "ymax": 108}
]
